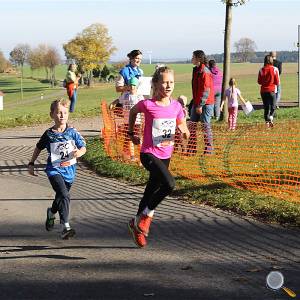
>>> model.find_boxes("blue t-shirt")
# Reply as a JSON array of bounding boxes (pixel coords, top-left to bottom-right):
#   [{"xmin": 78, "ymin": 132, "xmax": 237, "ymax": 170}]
[
  {"xmin": 119, "ymin": 64, "xmax": 143, "ymax": 85},
  {"xmin": 36, "ymin": 126, "xmax": 86, "ymax": 183}
]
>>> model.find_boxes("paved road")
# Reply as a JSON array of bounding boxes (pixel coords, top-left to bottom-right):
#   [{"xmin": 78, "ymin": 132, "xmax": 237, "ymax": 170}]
[{"xmin": 0, "ymin": 117, "xmax": 299, "ymax": 300}]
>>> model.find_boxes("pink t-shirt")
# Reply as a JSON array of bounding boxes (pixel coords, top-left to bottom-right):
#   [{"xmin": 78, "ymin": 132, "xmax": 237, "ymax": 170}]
[
  {"xmin": 225, "ymin": 87, "xmax": 241, "ymax": 108},
  {"xmin": 137, "ymin": 98, "xmax": 184, "ymax": 159}
]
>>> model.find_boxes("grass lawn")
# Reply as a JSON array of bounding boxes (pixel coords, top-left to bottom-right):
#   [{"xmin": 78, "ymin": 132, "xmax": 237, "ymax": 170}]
[{"xmin": 83, "ymin": 137, "xmax": 300, "ymax": 227}]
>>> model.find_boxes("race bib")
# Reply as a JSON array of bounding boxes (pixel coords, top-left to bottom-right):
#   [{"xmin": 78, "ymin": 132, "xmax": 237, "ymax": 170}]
[
  {"xmin": 152, "ymin": 118, "xmax": 176, "ymax": 147},
  {"xmin": 50, "ymin": 140, "xmax": 76, "ymax": 167}
]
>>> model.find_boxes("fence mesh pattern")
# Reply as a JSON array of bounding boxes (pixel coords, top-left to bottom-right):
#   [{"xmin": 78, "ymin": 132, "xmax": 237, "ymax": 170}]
[{"xmin": 101, "ymin": 101, "xmax": 300, "ymax": 203}]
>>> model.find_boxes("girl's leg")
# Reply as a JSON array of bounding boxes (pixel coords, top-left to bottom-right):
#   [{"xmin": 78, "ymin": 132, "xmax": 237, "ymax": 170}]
[
  {"xmin": 269, "ymin": 92, "xmax": 276, "ymax": 119},
  {"xmin": 232, "ymin": 107, "xmax": 238, "ymax": 130},
  {"xmin": 48, "ymin": 174, "xmax": 72, "ymax": 224},
  {"xmin": 228, "ymin": 108, "xmax": 233, "ymax": 129}
]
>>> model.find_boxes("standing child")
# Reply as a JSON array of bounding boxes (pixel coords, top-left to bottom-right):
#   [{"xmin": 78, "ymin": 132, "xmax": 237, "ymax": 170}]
[
  {"xmin": 221, "ymin": 78, "xmax": 246, "ymax": 130},
  {"xmin": 28, "ymin": 98, "xmax": 86, "ymax": 239},
  {"xmin": 119, "ymin": 76, "xmax": 144, "ymax": 160},
  {"xmin": 127, "ymin": 66, "xmax": 190, "ymax": 248}
]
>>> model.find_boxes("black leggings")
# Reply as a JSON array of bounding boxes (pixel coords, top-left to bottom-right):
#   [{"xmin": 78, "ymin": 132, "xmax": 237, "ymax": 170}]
[
  {"xmin": 261, "ymin": 92, "xmax": 276, "ymax": 122},
  {"xmin": 137, "ymin": 153, "xmax": 175, "ymax": 215}
]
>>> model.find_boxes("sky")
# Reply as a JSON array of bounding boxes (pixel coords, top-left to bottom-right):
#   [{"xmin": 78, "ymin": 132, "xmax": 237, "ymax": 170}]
[{"xmin": 1, "ymin": 0, "xmax": 300, "ymax": 61}]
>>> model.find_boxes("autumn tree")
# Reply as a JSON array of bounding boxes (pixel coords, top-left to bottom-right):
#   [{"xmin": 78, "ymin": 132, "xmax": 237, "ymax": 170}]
[
  {"xmin": 63, "ymin": 23, "xmax": 116, "ymax": 85},
  {"xmin": 0, "ymin": 50, "xmax": 11, "ymax": 73},
  {"xmin": 221, "ymin": 0, "xmax": 248, "ymax": 121},
  {"xmin": 234, "ymin": 37, "xmax": 256, "ymax": 62},
  {"xmin": 9, "ymin": 44, "xmax": 31, "ymax": 100}
]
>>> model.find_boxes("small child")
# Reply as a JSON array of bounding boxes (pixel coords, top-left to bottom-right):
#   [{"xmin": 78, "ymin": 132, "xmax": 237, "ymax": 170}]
[
  {"xmin": 28, "ymin": 98, "xmax": 86, "ymax": 239},
  {"xmin": 118, "ymin": 77, "xmax": 144, "ymax": 160},
  {"xmin": 174, "ymin": 95, "xmax": 188, "ymax": 153},
  {"xmin": 221, "ymin": 78, "xmax": 246, "ymax": 130},
  {"xmin": 177, "ymin": 95, "xmax": 188, "ymax": 119}
]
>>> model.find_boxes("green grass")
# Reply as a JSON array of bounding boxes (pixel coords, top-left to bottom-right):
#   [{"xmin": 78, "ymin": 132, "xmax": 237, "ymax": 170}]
[
  {"xmin": 83, "ymin": 137, "xmax": 300, "ymax": 227},
  {"xmin": 0, "ymin": 62, "xmax": 299, "ymax": 129}
]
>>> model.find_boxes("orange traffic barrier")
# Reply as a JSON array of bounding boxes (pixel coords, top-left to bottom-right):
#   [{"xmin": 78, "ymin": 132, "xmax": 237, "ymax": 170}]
[{"xmin": 101, "ymin": 101, "xmax": 300, "ymax": 203}]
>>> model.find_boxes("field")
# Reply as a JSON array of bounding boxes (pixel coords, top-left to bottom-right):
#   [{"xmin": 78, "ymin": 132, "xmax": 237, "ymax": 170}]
[{"xmin": 0, "ymin": 63, "xmax": 299, "ymax": 128}]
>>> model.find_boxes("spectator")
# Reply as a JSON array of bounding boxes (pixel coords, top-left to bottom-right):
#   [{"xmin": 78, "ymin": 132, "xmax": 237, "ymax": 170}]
[
  {"xmin": 115, "ymin": 50, "xmax": 143, "ymax": 94},
  {"xmin": 209, "ymin": 59, "xmax": 223, "ymax": 121},
  {"xmin": 258, "ymin": 55, "xmax": 279, "ymax": 127},
  {"xmin": 189, "ymin": 50, "xmax": 215, "ymax": 154},
  {"xmin": 270, "ymin": 51, "xmax": 282, "ymax": 109}
]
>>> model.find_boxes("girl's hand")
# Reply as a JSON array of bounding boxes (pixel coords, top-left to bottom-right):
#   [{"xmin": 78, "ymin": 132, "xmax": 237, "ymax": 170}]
[
  {"xmin": 195, "ymin": 106, "xmax": 202, "ymax": 114},
  {"xmin": 130, "ymin": 135, "xmax": 140, "ymax": 145},
  {"xmin": 182, "ymin": 131, "xmax": 190, "ymax": 140}
]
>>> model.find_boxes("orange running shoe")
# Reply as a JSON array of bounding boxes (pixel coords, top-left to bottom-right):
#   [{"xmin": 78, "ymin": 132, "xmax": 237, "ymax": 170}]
[
  {"xmin": 137, "ymin": 214, "xmax": 153, "ymax": 237},
  {"xmin": 128, "ymin": 218, "xmax": 147, "ymax": 248}
]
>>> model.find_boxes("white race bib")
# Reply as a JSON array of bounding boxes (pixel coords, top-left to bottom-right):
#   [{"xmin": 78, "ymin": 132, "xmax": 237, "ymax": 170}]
[
  {"xmin": 50, "ymin": 140, "xmax": 76, "ymax": 167},
  {"xmin": 152, "ymin": 118, "xmax": 176, "ymax": 147}
]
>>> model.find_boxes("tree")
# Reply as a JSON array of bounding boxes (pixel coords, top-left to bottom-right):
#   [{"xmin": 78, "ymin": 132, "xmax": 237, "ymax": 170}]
[
  {"xmin": 44, "ymin": 47, "xmax": 61, "ymax": 87},
  {"xmin": 9, "ymin": 44, "xmax": 31, "ymax": 100},
  {"xmin": 63, "ymin": 23, "xmax": 117, "ymax": 85},
  {"xmin": 100, "ymin": 65, "xmax": 110, "ymax": 81},
  {"xmin": 234, "ymin": 37, "xmax": 257, "ymax": 62},
  {"xmin": 0, "ymin": 50, "xmax": 11, "ymax": 73},
  {"xmin": 221, "ymin": 0, "xmax": 248, "ymax": 121}
]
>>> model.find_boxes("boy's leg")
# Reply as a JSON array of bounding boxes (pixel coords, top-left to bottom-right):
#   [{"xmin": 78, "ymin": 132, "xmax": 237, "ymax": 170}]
[{"xmin": 48, "ymin": 175, "xmax": 71, "ymax": 225}]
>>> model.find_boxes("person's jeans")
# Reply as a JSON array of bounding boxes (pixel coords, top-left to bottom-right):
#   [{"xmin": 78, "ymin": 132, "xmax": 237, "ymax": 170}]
[
  {"xmin": 261, "ymin": 92, "xmax": 276, "ymax": 122},
  {"xmin": 190, "ymin": 104, "xmax": 214, "ymax": 153},
  {"xmin": 137, "ymin": 153, "xmax": 175, "ymax": 215},
  {"xmin": 69, "ymin": 89, "xmax": 77, "ymax": 113},
  {"xmin": 276, "ymin": 85, "xmax": 281, "ymax": 106},
  {"xmin": 48, "ymin": 174, "xmax": 72, "ymax": 224},
  {"xmin": 214, "ymin": 92, "xmax": 222, "ymax": 120}
]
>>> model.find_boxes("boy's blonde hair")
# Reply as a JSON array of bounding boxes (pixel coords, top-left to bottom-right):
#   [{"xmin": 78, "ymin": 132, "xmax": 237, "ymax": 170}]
[{"xmin": 50, "ymin": 98, "xmax": 70, "ymax": 114}]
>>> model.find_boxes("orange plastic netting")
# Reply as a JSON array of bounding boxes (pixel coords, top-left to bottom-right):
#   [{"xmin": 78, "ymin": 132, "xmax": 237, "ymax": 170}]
[{"xmin": 101, "ymin": 101, "xmax": 300, "ymax": 203}]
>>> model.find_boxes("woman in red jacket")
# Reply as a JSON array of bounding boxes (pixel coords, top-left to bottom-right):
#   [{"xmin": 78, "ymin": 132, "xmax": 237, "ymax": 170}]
[{"xmin": 258, "ymin": 55, "xmax": 279, "ymax": 127}]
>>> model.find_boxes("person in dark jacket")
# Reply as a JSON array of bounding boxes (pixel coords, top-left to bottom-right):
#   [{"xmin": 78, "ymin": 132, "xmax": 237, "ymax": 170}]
[{"xmin": 270, "ymin": 51, "xmax": 282, "ymax": 109}]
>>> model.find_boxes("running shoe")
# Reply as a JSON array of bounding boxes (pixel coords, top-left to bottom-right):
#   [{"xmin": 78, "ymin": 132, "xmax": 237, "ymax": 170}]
[
  {"xmin": 61, "ymin": 227, "xmax": 76, "ymax": 240},
  {"xmin": 128, "ymin": 218, "xmax": 147, "ymax": 248},
  {"xmin": 137, "ymin": 214, "xmax": 153, "ymax": 237},
  {"xmin": 45, "ymin": 207, "xmax": 55, "ymax": 231}
]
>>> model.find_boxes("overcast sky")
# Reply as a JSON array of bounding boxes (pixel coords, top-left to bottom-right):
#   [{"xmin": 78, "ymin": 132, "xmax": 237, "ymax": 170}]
[{"xmin": 1, "ymin": 0, "xmax": 299, "ymax": 61}]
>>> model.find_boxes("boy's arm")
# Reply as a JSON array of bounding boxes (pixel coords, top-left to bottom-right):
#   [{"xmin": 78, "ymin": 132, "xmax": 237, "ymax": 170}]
[
  {"xmin": 73, "ymin": 146, "xmax": 86, "ymax": 158},
  {"xmin": 28, "ymin": 147, "xmax": 41, "ymax": 176}
]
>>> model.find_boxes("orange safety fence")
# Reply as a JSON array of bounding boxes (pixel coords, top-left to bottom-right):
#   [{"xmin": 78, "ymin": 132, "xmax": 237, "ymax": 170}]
[{"xmin": 101, "ymin": 101, "xmax": 300, "ymax": 203}]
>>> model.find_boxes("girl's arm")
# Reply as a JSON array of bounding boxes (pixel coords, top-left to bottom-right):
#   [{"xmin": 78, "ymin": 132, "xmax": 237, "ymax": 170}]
[
  {"xmin": 238, "ymin": 93, "xmax": 247, "ymax": 105},
  {"xmin": 177, "ymin": 119, "xmax": 190, "ymax": 140},
  {"xmin": 28, "ymin": 147, "xmax": 41, "ymax": 176}
]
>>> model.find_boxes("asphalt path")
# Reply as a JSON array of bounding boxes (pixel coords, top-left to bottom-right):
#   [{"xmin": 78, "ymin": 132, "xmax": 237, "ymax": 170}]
[{"xmin": 0, "ymin": 117, "xmax": 299, "ymax": 300}]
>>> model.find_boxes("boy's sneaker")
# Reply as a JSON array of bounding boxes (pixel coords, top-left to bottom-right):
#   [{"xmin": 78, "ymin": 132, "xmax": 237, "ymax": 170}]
[
  {"xmin": 61, "ymin": 227, "xmax": 76, "ymax": 240},
  {"xmin": 137, "ymin": 214, "xmax": 153, "ymax": 237},
  {"xmin": 45, "ymin": 207, "xmax": 55, "ymax": 231},
  {"xmin": 128, "ymin": 218, "xmax": 147, "ymax": 248}
]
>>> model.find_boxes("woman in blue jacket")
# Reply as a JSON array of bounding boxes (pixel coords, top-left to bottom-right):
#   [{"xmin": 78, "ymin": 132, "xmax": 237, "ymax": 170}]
[{"xmin": 115, "ymin": 50, "xmax": 143, "ymax": 94}]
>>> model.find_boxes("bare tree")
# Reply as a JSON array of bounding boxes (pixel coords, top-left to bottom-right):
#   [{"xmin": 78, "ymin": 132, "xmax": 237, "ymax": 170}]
[
  {"xmin": 9, "ymin": 44, "xmax": 31, "ymax": 100},
  {"xmin": 221, "ymin": 0, "xmax": 248, "ymax": 121},
  {"xmin": 234, "ymin": 37, "xmax": 257, "ymax": 62},
  {"xmin": 45, "ymin": 47, "xmax": 61, "ymax": 87}
]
